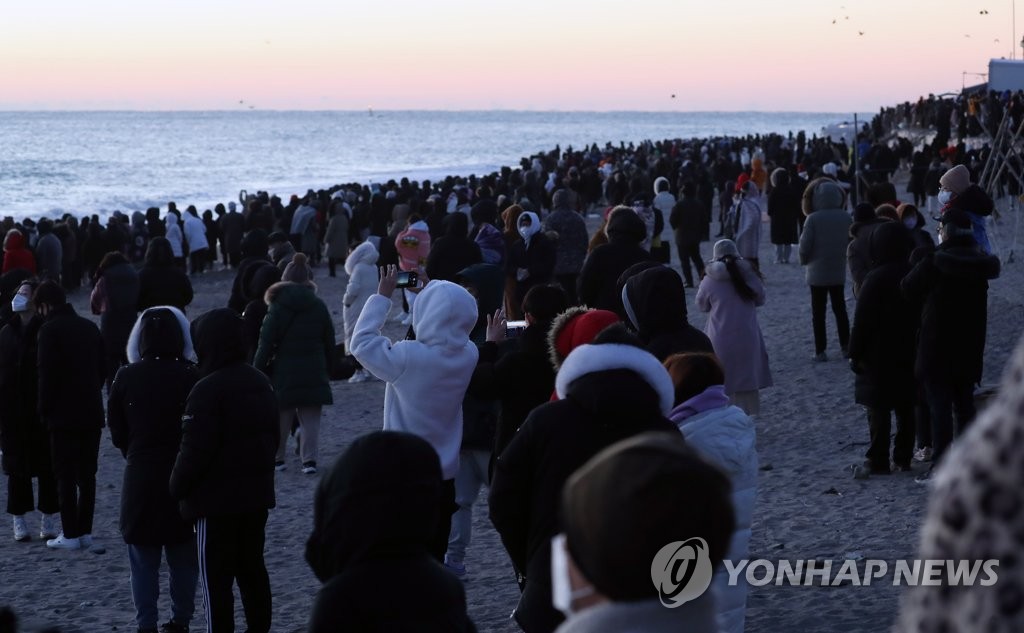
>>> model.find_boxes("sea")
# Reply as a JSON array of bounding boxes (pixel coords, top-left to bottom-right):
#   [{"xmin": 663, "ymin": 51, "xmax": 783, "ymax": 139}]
[{"xmin": 0, "ymin": 110, "xmax": 869, "ymax": 220}]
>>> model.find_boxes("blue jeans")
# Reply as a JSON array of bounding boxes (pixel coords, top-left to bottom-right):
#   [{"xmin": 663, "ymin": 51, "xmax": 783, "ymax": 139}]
[
  {"xmin": 446, "ymin": 449, "xmax": 491, "ymax": 564},
  {"xmin": 924, "ymin": 380, "xmax": 976, "ymax": 466},
  {"xmin": 128, "ymin": 539, "xmax": 198, "ymax": 629}
]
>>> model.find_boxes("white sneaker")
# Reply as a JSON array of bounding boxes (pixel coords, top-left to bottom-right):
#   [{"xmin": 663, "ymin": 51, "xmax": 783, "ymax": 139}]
[
  {"xmin": 347, "ymin": 369, "xmax": 369, "ymax": 384},
  {"xmin": 46, "ymin": 533, "xmax": 81, "ymax": 549},
  {"xmin": 40, "ymin": 513, "xmax": 59, "ymax": 539},
  {"xmin": 78, "ymin": 533, "xmax": 93, "ymax": 548},
  {"xmin": 13, "ymin": 516, "xmax": 30, "ymax": 542},
  {"xmin": 401, "ymin": 312, "xmax": 413, "ymax": 325}
]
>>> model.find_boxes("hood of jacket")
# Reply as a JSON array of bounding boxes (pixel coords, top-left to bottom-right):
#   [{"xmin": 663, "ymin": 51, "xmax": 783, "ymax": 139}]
[
  {"xmin": 443, "ymin": 212, "xmax": 470, "ymax": 239},
  {"xmin": 652, "ymin": 177, "xmax": 670, "ymax": 197},
  {"xmin": 802, "ymin": 177, "xmax": 845, "ymax": 216},
  {"xmin": 556, "ymin": 341, "xmax": 675, "ymax": 416},
  {"xmin": 165, "ymin": 214, "xmax": 179, "ymax": 228},
  {"xmin": 126, "ymin": 306, "xmax": 194, "ymax": 363},
  {"xmin": 474, "ymin": 223, "xmax": 504, "ymax": 262},
  {"xmin": 246, "ymin": 262, "xmax": 281, "ymax": 301},
  {"xmin": 868, "ymin": 221, "xmax": 913, "ymax": 268},
  {"xmin": 240, "ymin": 229, "xmax": 270, "ymax": 259},
  {"xmin": 143, "ymin": 236, "xmax": 175, "ymax": 267},
  {"xmin": 3, "ymin": 230, "xmax": 25, "ymax": 252},
  {"xmin": 305, "ymin": 431, "xmax": 440, "ymax": 581},
  {"xmin": 411, "ymin": 280, "xmax": 478, "ymax": 349},
  {"xmin": 344, "ymin": 241, "xmax": 379, "ymax": 275},
  {"xmin": 948, "ymin": 184, "xmax": 995, "ymax": 218},
  {"xmin": 606, "ymin": 208, "xmax": 646, "ymax": 245},
  {"xmin": 621, "ymin": 266, "xmax": 688, "ymax": 339},
  {"xmin": 264, "ymin": 280, "xmax": 318, "ymax": 308},
  {"xmin": 933, "ymin": 238, "xmax": 1001, "ymax": 280},
  {"xmin": 456, "ymin": 263, "xmax": 505, "ymax": 343},
  {"xmin": 191, "ymin": 308, "xmax": 248, "ymax": 376},
  {"xmin": 547, "ymin": 307, "xmax": 621, "ymax": 370}
]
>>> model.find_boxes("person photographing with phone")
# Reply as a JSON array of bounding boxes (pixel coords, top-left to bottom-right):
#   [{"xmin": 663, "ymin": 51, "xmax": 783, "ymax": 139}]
[{"xmin": 350, "ymin": 265, "xmax": 479, "ymax": 560}]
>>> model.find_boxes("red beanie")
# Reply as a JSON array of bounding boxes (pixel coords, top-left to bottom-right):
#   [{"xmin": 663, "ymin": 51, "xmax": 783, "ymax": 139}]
[
  {"xmin": 554, "ymin": 309, "xmax": 620, "ymax": 365},
  {"xmin": 735, "ymin": 173, "xmax": 751, "ymax": 193}
]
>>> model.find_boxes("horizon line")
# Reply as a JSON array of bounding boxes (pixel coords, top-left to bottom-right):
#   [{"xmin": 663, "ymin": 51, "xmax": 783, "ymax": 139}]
[{"xmin": 0, "ymin": 107, "xmax": 878, "ymax": 115}]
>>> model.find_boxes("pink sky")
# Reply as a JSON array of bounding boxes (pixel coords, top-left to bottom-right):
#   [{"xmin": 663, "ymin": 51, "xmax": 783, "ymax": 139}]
[{"xmin": 1, "ymin": 0, "xmax": 1016, "ymax": 111}]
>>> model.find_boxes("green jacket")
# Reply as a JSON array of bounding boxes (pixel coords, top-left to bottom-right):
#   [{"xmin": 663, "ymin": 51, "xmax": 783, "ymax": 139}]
[{"xmin": 253, "ymin": 282, "xmax": 335, "ymax": 407}]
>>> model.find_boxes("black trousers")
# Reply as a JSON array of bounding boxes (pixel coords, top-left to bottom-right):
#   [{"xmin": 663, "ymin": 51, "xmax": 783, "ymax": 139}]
[
  {"xmin": 676, "ymin": 241, "xmax": 705, "ymax": 286},
  {"xmin": 196, "ymin": 510, "xmax": 272, "ymax": 633},
  {"xmin": 327, "ymin": 257, "xmax": 344, "ymax": 277},
  {"xmin": 49, "ymin": 428, "xmax": 101, "ymax": 538},
  {"xmin": 429, "ymin": 479, "xmax": 457, "ymax": 563},
  {"xmin": 865, "ymin": 405, "xmax": 915, "ymax": 469},
  {"xmin": 189, "ymin": 249, "xmax": 208, "ymax": 275},
  {"xmin": 810, "ymin": 285, "xmax": 850, "ymax": 355},
  {"xmin": 7, "ymin": 471, "xmax": 59, "ymax": 516},
  {"xmin": 555, "ymin": 274, "xmax": 578, "ymax": 306}
]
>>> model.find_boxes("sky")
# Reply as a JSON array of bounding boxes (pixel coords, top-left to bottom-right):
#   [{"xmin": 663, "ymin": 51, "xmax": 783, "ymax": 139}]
[{"xmin": 0, "ymin": 0, "xmax": 1017, "ymax": 111}]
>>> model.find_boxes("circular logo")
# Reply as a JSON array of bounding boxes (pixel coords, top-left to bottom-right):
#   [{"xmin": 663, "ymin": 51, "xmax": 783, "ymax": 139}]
[{"xmin": 650, "ymin": 537, "xmax": 714, "ymax": 608}]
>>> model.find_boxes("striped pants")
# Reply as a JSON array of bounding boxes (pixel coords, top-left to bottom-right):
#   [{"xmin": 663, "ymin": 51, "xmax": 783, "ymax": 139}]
[{"xmin": 195, "ymin": 510, "xmax": 272, "ymax": 633}]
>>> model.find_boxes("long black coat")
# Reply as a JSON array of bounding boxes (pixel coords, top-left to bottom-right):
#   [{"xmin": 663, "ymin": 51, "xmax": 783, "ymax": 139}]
[
  {"xmin": 848, "ymin": 259, "xmax": 917, "ymax": 409},
  {"xmin": 0, "ymin": 316, "xmax": 50, "ymax": 477},
  {"xmin": 767, "ymin": 183, "xmax": 801, "ymax": 245},
  {"xmin": 489, "ymin": 364, "xmax": 676, "ymax": 633},
  {"xmin": 108, "ymin": 357, "xmax": 198, "ymax": 545},
  {"xmin": 578, "ymin": 211, "xmax": 651, "ymax": 312},
  {"xmin": 507, "ymin": 232, "xmax": 556, "ymax": 308},
  {"xmin": 669, "ymin": 196, "xmax": 705, "ymax": 248},
  {"xmin": 138, "ymin": 266, "xmax": 193, "ymax": 313},
  {"xmin": 169, "ymin": 309, "xmax": 278, "ymax": 523},
  {"xmin": 901, "ymin": 235, "xmax": 1001, "ymax": 385},
  {"xmin": 37, "ymin": 303, "xmax": 105, "ymax": 431}
]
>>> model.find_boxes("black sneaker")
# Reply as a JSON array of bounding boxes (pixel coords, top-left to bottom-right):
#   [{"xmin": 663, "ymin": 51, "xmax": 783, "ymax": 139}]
[
  {"xmin": 160, "ymin": 620, "xmax": 189, "ymax": 633},
  {"xmin": 302, "ymin": 461, "xmax": 318, "ymax": 475}
]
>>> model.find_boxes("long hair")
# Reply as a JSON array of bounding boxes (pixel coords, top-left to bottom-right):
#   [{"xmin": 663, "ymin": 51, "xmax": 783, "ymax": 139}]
[{"xmin": 721, "ymin": 255, "xmax": 758, "ymax": 303}]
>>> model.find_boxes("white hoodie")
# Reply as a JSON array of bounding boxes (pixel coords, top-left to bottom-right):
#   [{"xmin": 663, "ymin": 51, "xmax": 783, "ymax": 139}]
[
  {"xmin": 351, "ymin": 280, "xmax": 479, "ymax": 479},
  {"xmin": 182, "ymin": 212, "xmax": 209, "ymax": 251},
  {"xmin": 165, "ymin": 214, "xmax": 184, "ymax": 257},
  {"xmin": 342, "ymin": 241, "xmax": 379, "ymax": 350}
]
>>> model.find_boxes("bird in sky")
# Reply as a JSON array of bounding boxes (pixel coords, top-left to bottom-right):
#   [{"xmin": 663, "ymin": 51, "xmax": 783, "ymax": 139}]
[
  {"xmin": 832, "ymin": 19, "xmax": 836, "ymax": 24},
  {"xmin": 671, "ymin": 94, "xmax": 676, "ymax": 99},
  {"xmin": 980, "ymin": 9, "xmax": 989, "ymax": 15},
  {"xmin": 858, "ymin": 31, "xmax": 864, "ymax": 36}
]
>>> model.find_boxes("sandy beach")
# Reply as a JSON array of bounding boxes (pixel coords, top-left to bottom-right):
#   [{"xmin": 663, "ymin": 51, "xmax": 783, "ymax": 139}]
[{"xmin": 1, "ymin": 182, "xmax": 1022, "ymax": 633}]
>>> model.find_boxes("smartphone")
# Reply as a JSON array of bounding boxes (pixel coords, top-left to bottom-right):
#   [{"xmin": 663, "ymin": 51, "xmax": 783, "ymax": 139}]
[
  {"xmin": 396, "ymin": 271, "xmax": 418, "ymax": 289},
  {"xmin": 505, "ymin": 320, "xmax": 528, "ymax": 337}
]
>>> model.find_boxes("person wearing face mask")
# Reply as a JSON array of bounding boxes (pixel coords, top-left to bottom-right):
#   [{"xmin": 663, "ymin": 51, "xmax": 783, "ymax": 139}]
[
  {"xmin": 0, "ymin": 280, "xmax": 60, "ymax": 543},
  {"xmin": 507, "ymin": 212, "xmax": 556, "ymax": 309},
  {"xmin": 935, "ymin": 164, "xmax": 993, "ymax": 254},
  {"xmin": 896, "ymin": 203, "xmax": 935, "ymax": 254},
  {"xmin": 550, "ymin": 432, "xmax": 734, "ymax": 633}
]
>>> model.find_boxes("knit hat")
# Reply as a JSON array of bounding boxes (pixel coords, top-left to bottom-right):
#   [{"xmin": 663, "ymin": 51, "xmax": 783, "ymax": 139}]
[
  {"xmin": 712, "ymin": 239, "xmax": 739, "ymax": 260},
  {"xmin": 547, "ymin": 307, "xmax": 620, "ymax": 370},
  {"xmin": 939, "ymin": 164, "xmax": 971, "ymax": 195},
  {"xmin": 281, "ymin": 252, "xmax": 313, "ymax": 284},
  {"xmin": 561, "ymin": 432, "xmax": 735, "ymax": 602}
]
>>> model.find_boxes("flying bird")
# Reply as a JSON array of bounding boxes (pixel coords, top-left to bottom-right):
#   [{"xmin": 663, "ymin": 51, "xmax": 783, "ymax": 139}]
[
  {"xmin": 671, "ymin": 94, "xmax": 676, "ymax": 99},
  {"xmin": 858, "ymin": 31, "xmax": 864, "ymax": 36},
  {"xmin": 980, "ymin": 9, "xmax": 989, "ymax": 14},
  {"xmin": 996, "ymin": 38, "xmax": 1001, "ymax": 43},
  {"xmin": 965, "ymin": 34, "xmax": 971, "ymax": 38},
  {"xmin": 832, "ymin": 19, "xmax": 837, "ymax": 24}
]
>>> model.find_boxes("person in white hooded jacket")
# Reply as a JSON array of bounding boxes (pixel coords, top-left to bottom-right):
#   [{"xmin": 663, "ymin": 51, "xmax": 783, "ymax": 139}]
[
  {"xmin": 663, "ymin": 352, "xmax": 758, "ymax": 633},
  {"xmin": 181, "ymin": 210, "xmax": 209, "ymax": 275},
  {"xmin": 164, "ymin": 213, "xmax": 185, "ymax": 270},
  {"xmin": 350, "ymin": 265, "xmax": 479, "ymax": 560},
  {"xmin": 342, "ymin": 241, "xmax": 379, "ymax": 383}
]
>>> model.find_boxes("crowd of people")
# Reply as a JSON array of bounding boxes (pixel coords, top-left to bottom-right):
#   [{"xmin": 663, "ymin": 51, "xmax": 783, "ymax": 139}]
[{"xmin": 0, "ymin": 120, "xmax": 1010, "ymax": 633}]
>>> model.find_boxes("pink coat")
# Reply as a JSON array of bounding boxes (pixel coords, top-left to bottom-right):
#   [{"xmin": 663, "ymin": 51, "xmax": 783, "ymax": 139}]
[
  {"xmin": 396, "ymin": 221, "xmax": 431, "ymax": 272},
  {"xmin": 695, "ymin": 260, "xmax": 772, "ymax": 394}
]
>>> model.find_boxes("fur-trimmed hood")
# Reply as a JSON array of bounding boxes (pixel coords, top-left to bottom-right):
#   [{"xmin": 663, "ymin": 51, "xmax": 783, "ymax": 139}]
[
  {"xmin": 802, "ymin": 177, "xmax": 846, "ymax": 216},
  {"xmin": 264, "ymin": 280, "xmax": 318, "ymax": 307},
  {"xmin": 345, "ymin": 241, "xmax": 378, "ymax": 275},
  {"xmin": 555, "ymin": 342, "xmax": 675, "ymax": 416},
  {"xmin": 933, "ymin": 238, "xmax": 1001, "ymax": 280},
  {"xmin": 546, "ymin": 306, "xmax": 620, "ymax": 371},
  {"xmin": 126, "ymin": 305, "xmax": 195, "ymax": 363}
]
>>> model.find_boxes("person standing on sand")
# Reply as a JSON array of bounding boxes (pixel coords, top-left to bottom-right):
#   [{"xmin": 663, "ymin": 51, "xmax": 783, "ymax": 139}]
[
  {"xmin": 253, "ymin": 253, "xmax": 335, "ymax": 475},
  {"xmin": 900, "ymin": 210, "xmax": 1000, "ymax": 482},
  {"xmin": 695, "ymin": 240, "xmax": 772, "ymax": 416},
  {"xmin": 137, "ymin": 237, "xmax": 193, "ymax": 313},
  {"xmin": 35, "ymin": 281, "xmax": 105, "ymax": 550},
  {"xmin": 798, "ymin": 178, "xmax": 852, "ymax": 362},
  {"xmin": 181, "ymin": 207, "xmax": 209, "ymax": 276},
  {"xmin": 766, "ymin": 168, "xmax": 800, "ymax": 265},
  {"xmin": 542, "ymin": 190, "xmax": 588, "ymax": 305},
  {"xmin": 108, "ymin": 307, "xmax": 199, "ymax": 633},
  {"xmin": 164, "ymin": 213, "xmax": 185, "ymax": 272},
  {"xmin": 220, "ymin": 201, "xmax": 245, "ymax": 269},
  {"xmin": 342, "ymin": 241, "xmax": 379, "ymax": 384},
  {"xmin": 170, "ymin": 308, "xmax": 278, "ymax": 633},
  {"xmin": 90, "ymin": 251, "xmax": 140, "ymax": 386},
  {"xmin": 847, "ymin": 222, "xmax": 918, "ymax": 476},
  {"xmin": 0, "ymin": 280, "xmax": 60, "ymax": 543},
  {"xmin": 731, "ymin": 180, "xmax": 762, "ymax": 272},
  {"xmin": 34, "ymin": 219, "xmax": 62, "ymax": 284},
  {"xmin": 350, "ymin": 266, "xmax": 479, "ymax": 561},
  {"xmin": 669, "ymin": 181, "xmax": 706, "ymax": 287}
]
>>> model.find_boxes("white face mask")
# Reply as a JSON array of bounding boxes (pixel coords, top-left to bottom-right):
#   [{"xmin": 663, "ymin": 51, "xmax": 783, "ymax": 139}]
[
  {"xmin": 11, "ymin": 294, "xmax": 29, "ymax": 313},
  {"xmin": 937, "ymin": 190, "xmax": 954, "ymax": 205},
  {"xmin": 551, "ymin": 533, "xmax": 594, "ymax": 617}
]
